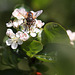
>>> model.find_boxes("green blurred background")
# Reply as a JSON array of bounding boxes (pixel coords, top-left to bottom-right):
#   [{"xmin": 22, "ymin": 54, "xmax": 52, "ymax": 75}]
[{"xmin": 0, "ymin": 0, "xmax": 75, "ymax": 45}]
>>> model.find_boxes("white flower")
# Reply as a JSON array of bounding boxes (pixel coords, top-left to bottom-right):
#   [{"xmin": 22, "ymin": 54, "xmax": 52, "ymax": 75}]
[
  {"xmin": 6, "ymin": 31, "xmax": 23, "ymax": 49},
  {"xmin": 13, "ymin": 19, "xmax": 23, "ymax": 28},
  {"xmin": 16, "ymin": 31, "xmax": 21, "ymax": 38},
  {"xmin": 6, "ymin": 38, "xmax": 23, "ymax": 49},
  {"xmin": 18, "ymin": 19, "xmax": 23, "ymax": 25},
  {"xmin": 30, "ymin": 33, "xmax": 36, "ymax": 37},
  {"xmin": 70, "ymin": 41, "xmax": 74, "ymax": 46},
  {"xmin": 12, "ymin": 7, "xmax": 27, "ymax": 19},
  {"xmin": 66, "ymin": 30, "xmax": 75, "ymax": 45},
  {"xmin": 6, "ymin": 8, "xmax": 45, "ymax": 49},
  {"xmin": 38, "ymin": 29, "xmax": 43, "ymax": 38},
  {"xmin": 20, "ymin": 32, "xmax": 29, "ymax": 41},
  {"xmin": 13, "ymin": 21, "xmax": 19, "ymax": 28},
  {"xmin": 6, "ymin": 21, "xmax": 13, "ymax": 27},
  {"xmin": 29, "ymin": 28, "xmax": 40, "ymax": 37},
  {"xmin": 29, "ymin": 25, "xmax": 41, "ymax": 37},
  {"xmin": 6, "ymin": 39, "xmax": 12, "ymax": 46},
  {"xmin": 11, "ymin": 41, "xmax": 18, "ymax": 49},
  {"xmin": 20, "ymin": 24, "xmax": 30, "ymax": 33},
  {"xmin": 66, "ymin": 30, "xmax": 75, "ymax": 41},
  {"xmin": 34, "ymin": 28, "xmax": 40, "ymax": 33},
  {"xmin": 16, "ymin": 31, "xmax": 29, "ymax": 41},
  {"xmin": 6, "ymin": 29, "xmax": 15, "ymax": 38},
  {"xmin": 29, "ymin": 26, "xmax": 36, "ymax": 37},
  {"xmin": 37, "ymin": 29, "xmax": 43, "ymax": 41},
  {"xmin": 6, "ymin": 19, "xmax": 23, "ymax": 28},
  {"xmin": 36, "ymin": 20, "xmax": 45, "ymax": 28}
]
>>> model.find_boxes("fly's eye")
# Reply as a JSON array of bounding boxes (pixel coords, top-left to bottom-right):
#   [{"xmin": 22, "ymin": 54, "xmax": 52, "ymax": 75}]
[{"xmin": 28, "ymin": 12, "xmax": 32, "ymax": 17}]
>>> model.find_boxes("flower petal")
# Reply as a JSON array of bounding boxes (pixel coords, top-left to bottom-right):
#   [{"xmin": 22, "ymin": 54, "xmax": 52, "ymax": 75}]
[
  {"xmin": 6, "ymin": 29, "xmax": 15, "ymax": 38},
  {"xmin": 18, "ymin": 19, "xmax": 23, "ymax": 25},
  {"xmin": 6, "ymin": 29, "xmax": 13, "ymax": 36},
  {"xmin": 70, "ymin": 41, "xmax": 74, "ymax": 45},
  {"xmin": 6, "ymin": 39, "xmax": 12, "ymax": 46},
  {"xmin": 18, "ymin": 39, "xmax": 23, "ymax": 45},
  {"xmin": 66, "ymin": 30, "xmax": 75, "ymax": 41},
  {"xmin": 38, "ymin": 29, "xmax": 43, "ymax": 37},
  {"xmin": 19, "ymin": 32, "xmax": 29, "ymax": 41},
  {"xmin": 19, "ymin": 7, "xmax": 27, "ymax": 16},
  {"xmin": 11, "ymin": 41, "xmax": 18, "ymax": 49},
  {"xmin": 34, "ymin": 28, "xmax": 40, "ymax": 33},
  {"xmin": 12, "ymin": 9, "xmax": 24, "ymax": 19},
  {"xmin": 6, "ymin": 22, "xmax": 13, "ymax": 27},
  {"xmin": 16, "ymin": 31, "xmax": 22, "ymax": 38},
  {"xmin": 30, "ymin": 32, "xmax": 36, "ymax": 37},
  {"xmin": 12, "ymin": 7, "xmax": 27, "ymax": 19},
  {"xmin": 24, "ymin": 32, "xmax": 29, "ymax": 40},
  {"xmin": 13, "ymin": 21, "xmax": 19, "ymax": 28},
  {"xmin": 36, "ymin": 20, "xmax": 45, "ymax": 28}
]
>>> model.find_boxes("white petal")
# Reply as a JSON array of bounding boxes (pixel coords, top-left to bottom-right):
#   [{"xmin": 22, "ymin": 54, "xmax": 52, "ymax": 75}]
[
  {"xmin": 6, "ymin": 22, "xmax": 13, "ymax": 27},
  {"xmin": 34, "ymin": 28, "xmax": 40, "ymax": 33},
  {"xmin": 12, "ymin": 9, "xmax": 24, "ymax": 19},
  {"xmin": 66, "ymin": 30, "xmax": 75, "ymax": 41},
  {"xmin": 18, "ymin": 39, "xmax": 23, "ymax": 45},
  {"xmin": 10, "ymin": 34, "xmax": 16, "ymax": 39},
  {"xmin": 13, "ymin": 21, "xmax": 19, "ymax": 28},
  {"xmin": 38, "ymin": 29, "xmax": 43, "ymax": 37},
  {"xmin": 66, "ymin": 30, "xmax": 72, "ymax": 37},
  {"xmin": 20, "ymin": 32, "xmax": 29, "ymax": 41},
  {"xmin": 16, "ymin": 31, "xmax": 22, "ymax": 38},
  {"xmin": 11, "ymin": 41, "xmax": 18, "ymax": 49},
  {"xmin": 19, "ymin": 7, "xmax": 27, "ymax": 16},
  {"xmin": 6, "ymin": 29, "xmax": 13, "ymax": 36},
  {"xmin": 6, "ymin": 29, "xmax": 15, "ymax": 38},
  {"xmin": 24, "ymin": 32, "xmax": 29, "ymax": 40},
  {"xmin": 36, "ymin": 20, "xmax": 45, "ymax": 28},
  {"xmin": 70, "ymin": 41, "xmax": 74, "ymax": 45},
  {"xmin": 30, "ymin": 33, "xmax": 36, "ymax": 37},
  {"xmin": 6, "ymin": 39, "xmax": 12, "ymax": 46},
  {"xmin": 72, "ymin": 32, "xmax": 75, "ymax": 40},
  {"xmin": 18, "ymin": 19, "xmax": 23, "ymax": 25}
]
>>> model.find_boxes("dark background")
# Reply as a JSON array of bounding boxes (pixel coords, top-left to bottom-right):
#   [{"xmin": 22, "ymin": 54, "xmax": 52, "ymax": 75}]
[{"xmin": 0, "ymin": 0, "xmax": 75, "ymax": 45}]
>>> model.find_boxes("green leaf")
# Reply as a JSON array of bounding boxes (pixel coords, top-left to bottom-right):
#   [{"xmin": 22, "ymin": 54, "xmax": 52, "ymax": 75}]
[
  {"xmin": 42, "ymin": 22, "xmax": 70, "ymax": 45},
  {"xmin": 35, "ymin": 43, "xmax": 56, "ymax": 62},
  {"xmin": 25, "ymin": 40, "xmax": 43, "ymax": 57},
  {"xmin": 22, "ymin": 37, "xmax": 33, "ymax": 49},
  {"xmin": 18, "ymin": 59, "xmax": 30, "ymax": 71},
  {"xmin": 0, "ymin": 64, "xmax": 12, "ymax": 70},
  {"xmin": 1, "ymin": 48, "xmax": 18, "ymax": 69},
  {"xmin": 35, "ymin": 55, "xmax": 54, "ymax": 62},
  {"xmin": 29, "ymin": 40, "xmax": 43, "ymax": 51}
]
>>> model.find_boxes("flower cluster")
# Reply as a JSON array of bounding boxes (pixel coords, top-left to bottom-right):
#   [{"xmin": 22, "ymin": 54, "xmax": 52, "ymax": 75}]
[
  {"xmin": 6, "ymin": 7, "xmax": 44, "ymax": 49},
  {"xmin": 66, "ymin": 30, "xmax": 75, "ymax": 45}
]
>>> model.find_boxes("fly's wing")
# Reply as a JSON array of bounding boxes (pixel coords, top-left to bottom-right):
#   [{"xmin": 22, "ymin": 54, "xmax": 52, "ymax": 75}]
[{"xmin": 32, "ymin": 10, "xmax": 43, "ymax": 19}]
